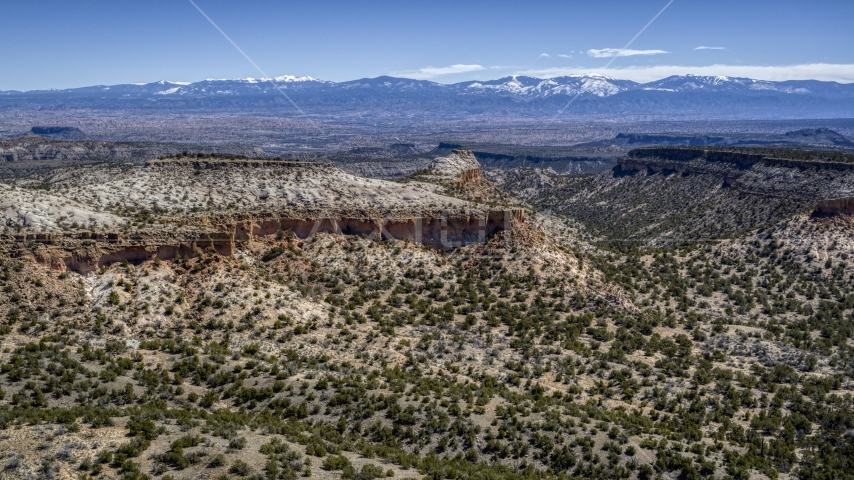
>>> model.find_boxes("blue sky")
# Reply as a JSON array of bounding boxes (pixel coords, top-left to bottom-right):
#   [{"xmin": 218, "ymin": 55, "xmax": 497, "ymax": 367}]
[{"xmin": 1, "ymin": 0, "xmax": 853, "ymax": 90}]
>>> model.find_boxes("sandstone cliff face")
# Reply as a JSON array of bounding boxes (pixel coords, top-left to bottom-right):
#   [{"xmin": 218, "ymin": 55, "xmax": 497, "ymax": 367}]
[
  {"xmin": 227, "ymin": 209, "xmax": 524, "ymax": 250},
  {"xmin": 11, "ymin": 230, "xmax": 235, "ymax": 274},
  {"xmin": 11, "ymin": 209, "xmax": 525, "ymax": 273},
  {"xmin": 815, "ymin": 197, "xmax": 854, "ymax": 215}
]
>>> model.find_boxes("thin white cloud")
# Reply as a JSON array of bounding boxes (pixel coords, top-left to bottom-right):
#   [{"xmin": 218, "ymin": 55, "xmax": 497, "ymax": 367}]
[
  {"xmin": 695, "ymin": 46, "xmax": 726, "ymax": 50},
  {"xmin": 393, "ymin": 64, "xmax": 484, "ymax": 79},
  {"xmin": 514, "ymin": 63, "xmax": 854, "ymax": 83},
  {"xmin": 539, "ymin": 53, "xmax": 550, "ymax": 58},
  {"xmin": 558, "ymin": 54, "xmax": 573, "ymax": 59},
  {"xmin": 587, "ymin": 48, "xmax": 669, "ymax": 58}
]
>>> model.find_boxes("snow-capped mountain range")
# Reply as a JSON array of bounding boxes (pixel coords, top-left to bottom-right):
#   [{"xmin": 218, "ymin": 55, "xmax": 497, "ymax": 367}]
[
  {"xmin": 6, "ymin": 73, "xmax": 854, "ymax": 98},
  {"xmin": 3, "ymin": 74, "xmax": 853, "ymax": 118}
]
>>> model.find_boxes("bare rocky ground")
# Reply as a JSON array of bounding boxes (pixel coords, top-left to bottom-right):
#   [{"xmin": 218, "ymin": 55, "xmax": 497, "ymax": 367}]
[{"xmin": 0, "ymin": 183, "xmax": 125, "ymax": 232}]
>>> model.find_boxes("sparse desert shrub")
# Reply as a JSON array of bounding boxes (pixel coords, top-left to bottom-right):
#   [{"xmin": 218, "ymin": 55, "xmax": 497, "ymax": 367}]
[
  {"xmin": 229, "ymin": 459, "xmax": 251, "ymax": 476},
  {"xmin": 228, "ymin": 436, "xmax": 247, "ymax": 450},
  {"xmin": 322, "ymin": 455, "xmax": 352, "ymax": 471},
  {"xmin": 262, "ymin": 247, "xmax": 285, "ymax": 262}
]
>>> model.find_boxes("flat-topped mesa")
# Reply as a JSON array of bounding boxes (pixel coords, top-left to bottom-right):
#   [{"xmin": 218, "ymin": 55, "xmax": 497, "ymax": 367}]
[
  {"xmin": 620, "ymin": 147, "xmax": 854, "ymax": 174},
  {"xmin": 7, "ymin": 153, "xmax": 527, "ymax": 272},
  {"xmin": 614, "ymin": 147, "xmax": 854, "ymax": 214},
  {"xmin": 626, "ymin": 147, "xmax": 765, "ymax": 165},
  {"xmin": 0, "ymin": 137, "xmax": 264, "ymax": 163},
  {"xmin": 429, "ymin": 149, "xmax": 482, "ymax": 185}
]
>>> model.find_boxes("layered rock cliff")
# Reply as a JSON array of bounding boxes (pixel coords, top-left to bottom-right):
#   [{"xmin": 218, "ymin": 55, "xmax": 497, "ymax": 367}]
[
  {"xmin": 224, "ymin": 208, "xmax": 523, "ymax": 249},
  {"xmin": 8, "ymin": 207, "xmax": 525, "ymax": 273},
  {"xmin": 815, "ymin": 197, "xmax": 854, "ymax": 215}
]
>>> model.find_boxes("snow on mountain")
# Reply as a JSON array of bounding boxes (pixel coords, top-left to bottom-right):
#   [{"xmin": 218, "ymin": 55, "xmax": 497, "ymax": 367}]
[
  {"xmin": 642, "ymin": 75, "xmax": 775, "ymax": 93},
  {"xmin": 12, "ymin": 74, "xmax": 854, "ymax": 99},
  {"xmin": 458, "ymin": 76, "xmax": 544, "ymax": 95},
  {"xmin": 202, "ymin": 76, "xmax": 321, "ymax": 83},
  {"xmin": 456, "ymin": 74, "xmax": 638, "ymax": 98},
  {"xmin": 636, "ymin": 75, "xmax": 854, "ymax": 96},
  {"xmin": 335, "ymin": 76, "xmax": 445, "ymax": 90},
  {"xmin": 269, "ymin": 75, "xmax": 319, "ymax": 82},
  {"xmin": 543, "ymin": 75, "xmax": 639, "ymax": 97},
  {"xmin": 147, "ymin": 76, "xmax": 330, "ymax": 95}
]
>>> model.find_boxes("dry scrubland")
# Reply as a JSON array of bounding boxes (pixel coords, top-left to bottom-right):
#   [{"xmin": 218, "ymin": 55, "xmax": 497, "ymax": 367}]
[
  {"xmin": 3, "ymin": 158, "xmax": 475, "ymax": 234},
  {"xmin": 0, "ymin": 148, "xmax": 852, "ymax": 480}
]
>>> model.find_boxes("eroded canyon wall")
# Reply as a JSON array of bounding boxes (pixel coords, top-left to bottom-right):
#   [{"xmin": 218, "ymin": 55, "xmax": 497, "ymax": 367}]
[
  {"xmin": 228, "ymin": 209, "xmax": 524, "ymax": 249},
  {"xmin": 14, "ymin": 209, "xmax": 525, "ymax": 273}
]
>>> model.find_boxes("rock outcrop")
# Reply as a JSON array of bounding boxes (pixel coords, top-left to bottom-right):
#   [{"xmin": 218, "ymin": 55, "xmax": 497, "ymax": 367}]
[
  {"xmin": 0, "ymin": 183, "xmax": 125, "ymax": 231},
  {"xmin": 428, "ymin": 149, "xmax": 482, "ymax": 185}
]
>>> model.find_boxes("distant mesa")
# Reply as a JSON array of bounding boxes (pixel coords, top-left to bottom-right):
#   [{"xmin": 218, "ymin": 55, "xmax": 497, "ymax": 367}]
[
  {"xmin": 599, "ymin": 128, "xmax": 854, "ymax": 148},
  {"xmin": 784, "ymin": 128, "xmax": 854, "ymax": 146},
  {"xmin": 30, "ymin": 126, "xmax": 85, "ymax": 140}
]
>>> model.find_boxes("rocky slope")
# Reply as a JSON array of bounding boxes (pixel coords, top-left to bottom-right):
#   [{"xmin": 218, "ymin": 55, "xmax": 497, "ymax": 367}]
[
  {"xmin": 0, "ymin": 183, "xmax": 124, "ymax": 232},
  {"xmin": 334, "ymin": 158, "xmax": 432, "ymax": 178}
]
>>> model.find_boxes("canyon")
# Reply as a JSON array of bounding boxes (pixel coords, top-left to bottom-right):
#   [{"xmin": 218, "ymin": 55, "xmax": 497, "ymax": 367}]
[{"xmin": 1, "ymin": 141, "xmax": 854, "ymax": 480}]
